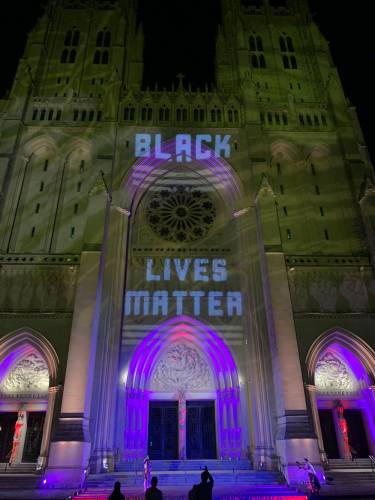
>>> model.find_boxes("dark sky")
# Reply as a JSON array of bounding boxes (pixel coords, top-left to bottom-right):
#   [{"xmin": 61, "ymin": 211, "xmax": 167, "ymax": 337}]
[{"xmin": 0, "ymin": 1, "xmax": 373, "ymax": 161}]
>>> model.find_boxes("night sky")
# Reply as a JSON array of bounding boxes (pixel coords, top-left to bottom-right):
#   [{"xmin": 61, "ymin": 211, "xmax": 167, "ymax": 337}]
[{"xmin": 0, "ymin": 1, "xmax": 373, "ymax": 161}]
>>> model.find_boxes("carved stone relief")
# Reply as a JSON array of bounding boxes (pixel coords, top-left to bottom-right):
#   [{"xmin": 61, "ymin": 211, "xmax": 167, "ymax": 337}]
[
  {"xmin": 0, "ymin": 351, "xmax": 49, "ymax": 395},
  {"xmin": 288, "ymin": 268, "xmax": 375, "ymax": 313},
  {"xmin": 0, "ymin": 265, "xmax": 78, "ymax": 312},
  {"xmin": 150, "ymin": 343, "xmax": 214, "ymax": 391},
  {"xmin": 315, "ymin": 351, "xmax": 356, "ymax": 394}
]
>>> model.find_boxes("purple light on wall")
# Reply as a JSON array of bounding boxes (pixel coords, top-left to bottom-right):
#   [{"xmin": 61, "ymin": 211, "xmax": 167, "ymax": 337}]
[
  {"xmin": 123, "ymin": 138, "xmax": 242, "ymax": 210},
  {"xmin": 123, "ymin": 315, "xmax": 242, "ymax": 458}
]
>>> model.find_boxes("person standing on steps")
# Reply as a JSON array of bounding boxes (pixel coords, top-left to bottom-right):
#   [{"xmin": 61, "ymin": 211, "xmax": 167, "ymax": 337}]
[
  {"xmin": 145, "ymin": 476, "xmax": 163, "ymax": 500},
  {"xmin": 108, "ymin": 481, "xmax": 125, "ymax": 500},
  {"xmin": 143, "ymin": 455, "xmax": 152, "ymax": 492},
  {"xmin": 189, "ymin": 466, "xmax": 214, "ymax": 500}
]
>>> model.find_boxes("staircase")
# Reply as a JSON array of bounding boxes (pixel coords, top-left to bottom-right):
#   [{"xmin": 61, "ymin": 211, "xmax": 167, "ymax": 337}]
[
  {"xmin": 71, "ymin": 460, "xmax": 308, "ymax": 499},
  {"xmin": 0, "ymin": 462, "xmax": 40, "ymax": 490},
  {"xmin": 91, "ymin": 458, "xmax": 284, "ymax": 486},
  {"xmin": 325, "ymin": 459, "xmax": 375, "ymax": 485}
]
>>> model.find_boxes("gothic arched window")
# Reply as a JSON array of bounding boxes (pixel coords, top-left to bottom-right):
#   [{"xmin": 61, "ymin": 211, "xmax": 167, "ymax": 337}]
[
  {"xmin": 283, "ymin": 55, "xmax": 290, "ymax": 69},
  {"xmin": 256, "ymin": 35, "xmax": 263, "ymax": 51},
  {"xmin": 93, "ymin": 50, "xmax": 101, "ymax": 64},
  {"xmin": 286, "ymin": 36, "xmax": 294, "ymax": 52},
  {"xmin": 279, "ymin": 36, "xmax": 286, "ymax": 52},
  {"xmin": 101, "ymin": 50, "xmax": 109, "ymax": 64},
  {"xmin": 64, "ymin": 30, "xmax": 72, "ymax": 46},
  {"xmin": 290, "ymin": 55, "xmax": 297, "ymax": 69},
  {"xmin": 72, "ymin": 30, "xmax": 80, "ymax": 46},
  {"xmin": 69, "ymin": 49, "xmax": 77, "ymax": 63},
  {"xmin": 96, "ymin": 31, "xmax": 104, "ymax": 47},
  {"xmin": 259, "ymin": 54, "xmax": 266, "ymax": 68},
  {"xmin": 249, "ymin": 35, "xmax": 256, "ymax": 51},
  {"xmin": 61, "ymin": 49, "xmax": 68, "ymax": 63},
  {"xmin": 103, "ymin": 31, "xmax": 111, "ymax": 47}
]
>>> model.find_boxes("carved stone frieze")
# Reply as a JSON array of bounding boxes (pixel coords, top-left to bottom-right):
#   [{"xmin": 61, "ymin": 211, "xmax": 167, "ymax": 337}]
[
  {"xmin": 288, "ymin": 267, "xmax": 375, "ymax": 313},
  {"xmin": 150, "ymin": 343, "xmax": 213, "ymax": 391},
  {"xmin": 315, "ymin": 351, "xmax": 356, "ymax": 394},
  {"xmin": 0, "ymin": 351, "xmax": 49, "ymax": 395},
  {"xmin": 0, "ymin": 265, "xmax": 78, "ymax": 312}
]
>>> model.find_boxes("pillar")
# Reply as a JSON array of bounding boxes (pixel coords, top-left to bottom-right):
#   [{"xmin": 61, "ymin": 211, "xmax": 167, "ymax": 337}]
[
  {"xmin": 89, "ymin": 206, "xmax": 129, "ymax": 472},
  {"xmin": 306, "ymin": 385, "xmax": 327, "ymax": 463},
  {"xmin": 37, "ymin": 386, "xmax": 60, "ymax": 471},
  {"xmin": 178, "ymin": 391, "xmax": 187, "ymax": 459},
  {"xmin": 235, "ymin": 204, "xmax": 276, "ymax": 468},
  {"xmin": 46, "ymin": 250, "xmax": 101, "ymax": 487}
]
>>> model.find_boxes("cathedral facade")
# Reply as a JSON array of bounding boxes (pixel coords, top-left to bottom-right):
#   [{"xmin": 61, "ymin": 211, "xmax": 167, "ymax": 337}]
[{"xmin": 0, "ymin": 0, "xmax": 374, "ymax": 488}]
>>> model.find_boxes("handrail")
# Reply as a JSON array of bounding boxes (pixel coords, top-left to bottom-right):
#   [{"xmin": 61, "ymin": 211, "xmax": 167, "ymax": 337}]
[{"xmin": 369, "ymin": 455, "xmax": 375, "ymax": 472}]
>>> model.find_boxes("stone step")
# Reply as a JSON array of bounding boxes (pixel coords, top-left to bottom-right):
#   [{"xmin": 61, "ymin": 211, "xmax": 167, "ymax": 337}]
[
  {"xmin": 0, "ymin": 476, "xmax": 41, "ymax": 489},
  {"xmin": 117, "ymin": 459, "xmax": 252, "ymax": 472},
  {"xmin": 86, "ymin": 470, "xmax": 285, "ymax": 488},
  {"xmin": 0, "ymin": 462, "xmax": 37, "ymax": 474},
  {"xmin": 327, "ymin": 458, "xmax": 374, "ymax": 469},
  {"xmin": 73, "ymin": 485, "xmax": 307, "ymax": 500}
]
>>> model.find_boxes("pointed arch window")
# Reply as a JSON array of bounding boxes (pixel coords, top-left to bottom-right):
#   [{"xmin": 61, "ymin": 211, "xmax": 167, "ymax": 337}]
[
  {"xmin": 103, "ymin": 31, "xmax": 111, "ymax": 47},
  {"xmin": 251, "ymin": 54, "xmax": 259, "ymax": 68},
  {"xmin": 249, "ymin": 35, "xmax": 256, "ymax": 51},
  {"xmin": 93, "ymin": 50, "xmax": 101, "ymax": 64},
  {"xmin": 72, "ymin": 30, "xmax": 80, "ymax": 46},
  {"xmin": 286, "ymin": 36, "xmax": 294, "ymax": 52},
  {"xmin": 256, "ymin": 35, "xmax": 263, "ymax": 51},
  {"xmin": 249, "ymin": 33, "xmax": 266, "ymax": 69},
  {"xmin": 101, "ymin": 50, "xmax": 109, "ymax": 64},
  {"xmin": 96, "ymin": 31, "xmax": 104, "ymax": 47},
  {"xmin": 69, "ymin": 49, "xmax": 77, "ymax": 63},
  {"xmin": 64, "ymin": 30, "xmax": 72, "ymax": 46},
  {"xmin": 279, "ymin": 36, "xmax": 286, "ymax": 52},
  {"xmin": 61, "ymin": 49, "xmax": 69, "ymax": 63},
  {"xmin": 124, "ymin": 106, "xmax": 135, "ymax": 121}
]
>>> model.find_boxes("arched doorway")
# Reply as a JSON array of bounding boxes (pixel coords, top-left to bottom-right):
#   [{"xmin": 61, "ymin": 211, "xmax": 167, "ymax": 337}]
[
  {"xmin": 123, "ymin": 316, "xmax": 241, "ymax": 460},
  {"xmin": 306, "ymin": 330, "xmax": 375, "ymax": 461},
  {"xmin": 0, "ymin": 330, "xmax": 59, "ymax": 469}
]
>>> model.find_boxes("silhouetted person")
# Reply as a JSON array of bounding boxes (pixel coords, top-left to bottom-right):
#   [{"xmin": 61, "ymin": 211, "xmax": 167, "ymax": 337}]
[
  {"xmin": 190, "ymin": 466, "xmax": 214, "ymax": 500},
  {"xmin": 307, "ymin": 472, "xmax": 321, "ymax": 496},
  {"xmin": 108, "ymin": 481, "xmax": 125, "ymax": 500},
  {"xmin": 145, "ymin": 476, "xmax": 163, "ymax": 500}
]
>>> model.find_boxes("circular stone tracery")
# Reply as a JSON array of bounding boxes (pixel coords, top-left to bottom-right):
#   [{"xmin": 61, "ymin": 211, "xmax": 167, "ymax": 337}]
[{"xmin": 146, "ymin": 187, "xmax": 216, "ymax": 242}]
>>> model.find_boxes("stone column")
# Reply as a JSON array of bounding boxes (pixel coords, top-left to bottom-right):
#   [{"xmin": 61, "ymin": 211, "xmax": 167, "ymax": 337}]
[
  {"xmin": 46, "ymin": 250, "xmax": 102, "ymax": 487},
  {"xmin": 178, "ymin": 391, "xmax": 187, "ymax": 459},
  {"xmin": 254, "ymin": 185, "xmax": 320, "ymax": 483},
  {"xmin": 306, "ymin": 385, "xmax": 326, "ymax": 462},
  {"xmin": 89, "ymin": 206, "xmax": 129, "ymax": 472},
  {"xmin": 37, "ymin": 386, "xmax": 60, "ymax": 471},
  {"xmin": 234, "ymin": 204, "xmax": 276, "ymax": 468}
]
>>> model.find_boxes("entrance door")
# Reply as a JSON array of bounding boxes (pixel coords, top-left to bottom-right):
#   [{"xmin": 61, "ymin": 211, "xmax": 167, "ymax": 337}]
[
  {"xmin": 148, "ymin": 401, "xmax": 178, "ymax": 459},
  {"xmin": 186, "ymin": 400, "xmax": 216, "ymax": 459},
  {"xmin": 22, "ymin": 412, "xmax": 45, "ymax": 462},
  {"xmin": 319, "ymin": 409, "xmax": 339, "ymax": 459},
  {"xmin": 0, "ymin": 413, "xmax": 18, "ymax": 462},
  {"xmin": 345, "ymin": 409, "xmax": 369, "ymax": 458}
]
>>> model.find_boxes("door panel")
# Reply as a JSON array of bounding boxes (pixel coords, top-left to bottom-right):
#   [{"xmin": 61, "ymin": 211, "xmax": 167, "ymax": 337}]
[
  {"xmin": 22, "ymin": 412, "xmax": 45, "ymax": 462},
  {"xmin": 186, "ymin": 400, "xmax": 216, "ymax": 459},
  {"xmin": 148, "ymin": 401, "xmax": 178, "ymax": 460},
  {"xmin": 0, "ymin": 413, "xmax": 18, "ymax": 462},
  {"xmin": 344, "ymin": 409, "xmax": 369, "ymax": 458},
  {"xmin": 318, "ymin": 409, "xmax": 339, "ymax": 459}
]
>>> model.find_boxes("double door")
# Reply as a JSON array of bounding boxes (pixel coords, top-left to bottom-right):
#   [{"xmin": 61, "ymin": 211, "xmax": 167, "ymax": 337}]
[{"xmin": 148, "ymin": 400, "xmax": 216, "ymax": 460}]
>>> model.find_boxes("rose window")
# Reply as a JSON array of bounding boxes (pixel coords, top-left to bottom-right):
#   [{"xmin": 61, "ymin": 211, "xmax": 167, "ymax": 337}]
[{"xmin": 146, "ymin": 187, "xmax": 216, "ymax": 242}]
